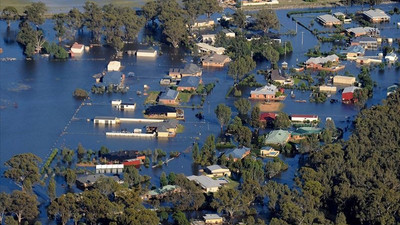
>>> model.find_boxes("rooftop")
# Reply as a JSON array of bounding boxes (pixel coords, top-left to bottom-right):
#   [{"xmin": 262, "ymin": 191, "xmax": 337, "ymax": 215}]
[
  {"xmin": 206, "ymin": 165, "xmax": 229, "ymax": 172},
  {"xmin": 260, "ymin": 112, "xmax": 277, "ymax": 121},
  {"xmin": 202, "ymin": 53, "xmax": 230, "ymax": 64},
  {"xmin": 292, "ymin": 127, "xmax": 322, "ymax": 136},
  {"xmin": 76, "ymin": 174, "xmax": 121, "ymax": 185},
  {"xmin": 145, "ymin": 105, "xmax": 177, "ymax": 115},
  {"xmin": 203, "ymin": 214, "xmax": 222, "ymax": 220},
  {"xmin": 224, "ymin": 146, "xmax": 250, "ymax": 159},
  {"xmin": 179, "ymin": 76, "xmax": 201, "ymax": 88},
  {"xmin": 346, "ymin": 27, "xmax": 380, "ymax": 35},
  {"xmin": 363, "ymin": 9, "xmax": 390, "ymax": 19},
  {"xmin": 270, "ymin": 69, "xmax": 286, "ymax": 81},
  {"xmin": 306, "ymin": 54, "xmax": 339, "ymax": 65},
  {"xmin": 343, "ymin": 45, "xmax": 366, "ymax": 54},
  {"xmin": 317, "ymin": 14, "xmax": 341, "ymax": 24},
  {"xmin": 265, "ymin": 129, "xmax": 291, "ymax": 145},
  {"xmin": 343, "ymin": 86, "xmax": 360, "ymax": 93},
  {"xmin": 95, "ymin": 164, "xmax": 124, "ymax": 169},
  {"xmin": 160, "ymin": 89, "xmax": 179, "ymax": 101},
  {"xmin": 182, "ymin": 63, "xmax": 202, "ymax": 75},
  {"xmin": 250, "ymin": 84, "xmax": 277, "ymax": 95},
  {"xmin": 187, "ymin": 175, "xmax": 221, "ymax": 189},
  {"xmin": 352, "ymin": 36, "xmax": 377, "ymax": 43}
]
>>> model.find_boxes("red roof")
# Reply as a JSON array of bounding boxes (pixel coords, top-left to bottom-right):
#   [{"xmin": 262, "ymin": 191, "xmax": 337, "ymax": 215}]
[
  {"xmin": 260, "ymin": 113, "xmax": 276, "ymax": 121},
  {"xmin": 291, "ymin": 114, "xmax": 318, "ymax": 119}
]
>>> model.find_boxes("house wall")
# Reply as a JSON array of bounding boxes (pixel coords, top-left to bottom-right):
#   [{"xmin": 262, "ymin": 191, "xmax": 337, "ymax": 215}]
[
  {"xmin": 202, "ymin": 61, "xmax": 224, "ymax": 67},
  {"xmin": 167, "ymin": 112, "xmax": 177, "ymax": 118},
  {"xmin": 159, "ymin": 99, "xmax": 178, "ymax": 105},
  {"xmin": 250, "ymin": 93, "xmax": 275, "ymax": 99},
  {"xmin": 342, "ymin": 92, "xmax": 354, "ymax": 101},
  {"xmin": 205, "ymin": 218, "xmax": 223, "ymax": 224},
  {"xmin": 157, "ymin": 132, "xmax": 169, "ymax": 138},
  {"xmin": 177, "ymin": 87, "xmax": 196, "ymax": 91},
  {"xmin": 137, "ymin": 51, "xmax": 157, "ymax": 57}
]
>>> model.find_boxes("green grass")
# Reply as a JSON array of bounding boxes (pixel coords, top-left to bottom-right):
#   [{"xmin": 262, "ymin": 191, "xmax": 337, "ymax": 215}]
[
  {"xmin": 178, "ymin": 92, "xmax": 192, "ymax": 103},
  {"xmin": 145, "ymin": 91, "xmax": 160, "ymax": 104},
  {"xmin": 1, "ymin": 0, "xmax": 30, "ymax": 12},
  {"xmin": 176, "ymin": 124, "xmax": 185, "ymax": 133},
  {"xmin": 294, "ymin": 78, "xmax": 301, "ymax": 85},
  {"xmin": 223, "ymin": 177, "xmax": 239, "ymax": 189}
]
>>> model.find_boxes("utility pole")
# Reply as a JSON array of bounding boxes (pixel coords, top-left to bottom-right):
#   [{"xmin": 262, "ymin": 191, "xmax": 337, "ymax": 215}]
[
  {"xmin": 301, "ymin": 32, "xmax": 304, "ymax": 45},
  {"xmin": 296, "ymin": 22, "xmax": 298, "ymax": 34}
]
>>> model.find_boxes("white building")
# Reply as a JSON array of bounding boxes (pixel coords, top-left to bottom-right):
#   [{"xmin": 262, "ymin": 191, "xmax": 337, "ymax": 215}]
[
  {"xmin": 385, "ymin": 53, "xmax": 398, "ymax": 62},
  {"xmin": 95, "ymin": 164, "xmax": 124, "ymax": 174},
  {"xmin": 116, "ymin": 102, "xmax": 136, "ymax": 111},
  {"xmin": 107, "ymin": 61, "xmax": 121, "ymax": 71},
  {"xmin": 291, "ymin": 114, "xmax": 319, "ymax": 123},
  {"xmin": 94, "ymin": 116, "xmax": 120, "ymax": 125},
  {"xmin": 187, "ymin": 175, "xmax": 225, "ymax": 192},
  {"xmin": 196, "ymin": 43, "xmax": 225, "ymax": 55},
  {"xmin": 137, "ymin": 49, "xmax": 157, "ymax": 57},
  {"xmin": 70, "ymin": 42, "xmax": 84, "ymax": 54}
]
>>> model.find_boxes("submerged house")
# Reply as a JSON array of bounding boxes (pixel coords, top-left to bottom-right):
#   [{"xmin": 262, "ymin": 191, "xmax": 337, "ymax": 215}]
[
  {"xmin": 146, "ymin": 120, "xmax": 179, "ymax": 138},
  {"xmin": 345, "ymin": 27, "xmax": 380, "ymax": 37},
  {"xmin": 94, "ymin": 116, "xmax": 120, "ymax": 125},
  {"xmin": 107, "ymin": 61, "xmax": 121, "ymax": 71},
  {"xmin": 269, "ymin": 69, "xmax": 293, "ymax": 85},
  {"xmin": 203, "ymin": 214, "xmax": 224, "ymax": 224},
  {"xmin": 187, "ymin": 175, "xmax": 225, "ymax": 192},
  {"xmin": 169, "ymin": 63, "xmax": 202, "ymax": 79},
  {"xmin": 351, "ymin": 37, "xmax": 378, "ymax": 49},
  {"xmin": 264, "ymin": 130, "xmax": 291, "ymax": 145},
  {"xmin": 250, "ymin": 84, "xmax": 282, "ymax": 101},
  {"xmin": 136, "ymin": 49, "xmax": 157, "ymax": 57},
  {"xmin": 159, "ymin": 89, "xmax": 179, "ymax": 105},
  {"xmin": 291, "ymin": 114, "xmax": 319, "ymax": 123},
  {"xmin": 192, "ymin": 19, "xmax": 215, "ymax": 28},
  {"xmin": 316, "ymin": 14, "xmax": 341, "ymax": 26},
  {"xmin": 76, "ymin": 174, "xmax": 122, "ymax": 190},
  {"xmin": 333, "ymin": 75, "xmax": 356, "ymax": 86},
  {"xmin": 70, "ymin": 42, "xmax": 84, "ymax": 54},
  {"xmin": 223, "ymin": 146, "xmax": 251, "ymax": 161},
  {"xmin": 196, "ymin": 43, "xmax": 226, "ymax": 55},
  {"xmin": 177, "ymin": 76, "xmax": 202, "ymax": 91},
  {"xmin": 305, "ymin": 55, "xmax": 339, "ymax": 70},
  {"xmin": 362, "ymin": 9, "xmax": 390, "ymax": 23},
  {"xmin": 144, "ymin": 105, "xmax": 184, "ymax": 119},
  {"xmin": 342, "ymin": 45, "xmax": 366, "ymax": 60},
  {"xmin": 201, "ymin": 53, "xmax": 231, "ymax": 67},
  {"xmin": 342, "ymin": 86, "xmax": 361, "ymax": 103},
  {"xmin": 259, "ymin": 112, "xmax": 276, "ymax": 128},
  {"xmin": 142, "ymin": 185, "xmax": 180, "ymax": 200},
  {"xmin": 204, "ymin": 165, "xmax": 231, "ymax": 177}
]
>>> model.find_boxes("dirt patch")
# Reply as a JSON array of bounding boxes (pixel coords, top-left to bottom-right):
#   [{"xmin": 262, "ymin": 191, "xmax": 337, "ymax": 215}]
[{"xmin": 258, "ymin": 102, "xmax": 283, "ymax": 112}]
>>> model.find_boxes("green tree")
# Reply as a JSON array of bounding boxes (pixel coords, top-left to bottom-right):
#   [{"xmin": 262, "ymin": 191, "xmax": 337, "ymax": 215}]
[
  {"xmin": 200, "ymin": 0, "xmax": 222, "ymax": 18},
  {"xmin": 5, "ymin": 216, "xmax": 18, "ymax": 225},
  {"xmin": 192, "ymin": 142, "xmax": 200, "ymax": 163},
  {"xmin": 167, "ymin": 174, "xmax": 205, "ymax": 210},
  {"xmin": 263, "ymin": 44, "xmax": 280, "ymax": 65},
  {"xmin": 61, "ymin": 148, "xmax": 74, "ymax": 163},
  {"xmin": 215, "ymin": 104, "xmax": 232, "ymax": 132},
  {"xmin": 232, "ymin": 9, "xmax": 246, "ymax": 28},
  {"xmin": 80, "ymin": 190, "xmax": 117, "ymax": 225},
  {"xmin": 167, "ymin": 172, "xmax": 176, "ymax": 185},
  {"xmin": 159, "ymin": 0, "xmax": 188, "ymax": 48},
  {"xmin": 4, "ymin": 153, "xmax": 42, "ymax": 192},
  {"xmin": 64, "ymin": 169, "xmax": 76, "ymax": 187},
  {"xmin": 24, "ymin": 2, "xmax": 47, "ymax": 27},
  {"xmin": 211, "ymin": 187, "xmax": 244, "ymax": 217},
  {"xmin": 160, "ymin": 172, "xmax": 168, "ymax": 187},
  {"xmin": 124, "ymin": 166, "xmax": 141, "ymax": 188},
  {"xmin": 48, "ymin": 193, "xmax": 78, "ymax": 225},
  {"xmin": 183, "ymin": 0, "xmax": 205, "ymax": 31},
  {"xmin": 0, "ymin": 192, "xmax": 10, "ymax": 223},
  {"xmin": 198, "ymin": 135, "xmax": 216, "ymax": 166},
  {"xmin": 235, "ymin": 126, "xmax": 252, "ymax": 147},
  {"xmin": 228, "ymin": 55, "xmax": 256, "ymax": 83},
  {"xmin": 93, "ymin": 177, "xmax": 121, "ymax": 197},
  {"xmin": 99, "ymin": 146, "xmax": 109, "ymax": 157},
  {"xmin": 53, "ymin": 13, "xmax": 66, "ymax": 43},
  {"xmin": 173, "ymin": 211, "xmax": 189, "ymax": 225},
  {"xmin": 83, "ymin": 1, "xmax": 103, "ymax": 42},
  {"xmin": 48, "ymin": 177, "xmax": 56, "ymax": 201},
  {"xmin": 2, "ymin": 6, "xmax": 19, "ymax": 28},
  {"xmin": 142, "ymin": 0, "xmax": 160, "ymax": 24},
  {"xmin": 274, "ymin": 112, "xmax": 291, "ymax": 129},
  {"xmin": 77, "ymin": 143, "xmax": 86, "ymax": 163},
  {"xmin": 250, "ymin": 106, "xmax": 261, "ymax": 128},
  {"xmin": 234, "ymin": 98, "xmax": 251, "ymax": 116},
  {"xmin": 66, "ymin": 8, "xmax": 84, "ymax": 34},
  {"xmin": 8, "ymin": 190, "xmax": 39, "ymax": 224},
  {"xmin": 254, "ymin": 9, "xmax": 280, "ymax": 33},
  {"xmin": 119, "ymin": 207, "xmax": 159, "ymax": 225}
]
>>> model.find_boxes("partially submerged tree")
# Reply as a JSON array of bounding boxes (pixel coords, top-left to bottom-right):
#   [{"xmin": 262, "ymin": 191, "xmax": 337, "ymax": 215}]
[
  {"xmin": 2, "ymin": 6, "xmax": 19, "ymax": 28},
  {"xmin": 4, "ymin": 153, "xmax": 42, "ymax": 191},
  {"xmin": 254, "ymin": 9, "xmax": 280, "ymax": 33},
  {"xmin": 215, "ymin": 103, "xmax": 232, "ymax": 132}
]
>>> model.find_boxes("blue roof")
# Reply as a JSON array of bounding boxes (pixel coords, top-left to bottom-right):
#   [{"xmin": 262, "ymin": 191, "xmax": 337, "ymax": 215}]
[
  {"xmin": 224, "ymin": 146, "xmax": 250, "ymax": 159},
  {"xmin": 160, "ymin": 89, "xmax": 178, "ymax": 100},
  {"xmin": 341, "ymin": 45, "xmax": 365, "ymax": 54},
  {"xmin": 179, "ymin": 76, "xmax": 201, "ymax": 88}
]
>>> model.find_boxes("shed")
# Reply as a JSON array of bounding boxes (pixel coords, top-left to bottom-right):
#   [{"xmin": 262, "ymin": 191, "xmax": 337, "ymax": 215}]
[
  {"xmin": 203, "ymin": 214, "xmax": 223, "ymax": 224},
  {"xmin": 94, "ymin": 116, "xmax": 120, "ymax": 125},
  {"xmin": 205, "ymin": 165, "xmax": 231, "ymax": 177},
  {"xmin": 107, "ymin": 61, "xmax": 121, "ymax": 71},
  {"xmin": 342, "ymin": 86, "xmax": 360, "ymax": 103},
  {"xmin": 95, "ymin": 164, "xmax": 124, "ymax": 174},
  {"xmin": 187, "ymin": 175, "xmax": 222, "ymax": 192},
  {"xmin": 333, "ymin": 75, "xmax": 356, "ymax": 86},
  {"xmin": 316, "ymin": 14, "xmax": 341, "ymax": 26},
  {"xmin": 177, "ymin": 76, "xmax": 202, "ymax": 91},
  {"xmin": 137, "ymin": 49, "xmax": 157, "ymax": 57},
  {"xmin": 70, "ymin": 42, "xmax": 84, "ymax": 54},
  {"xmin": 223, "ymin": 147, "xmax": 251, "ymax": 161}
]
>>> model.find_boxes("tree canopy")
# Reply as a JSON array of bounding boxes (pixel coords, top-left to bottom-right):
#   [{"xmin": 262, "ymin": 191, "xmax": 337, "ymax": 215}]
[{"xmin": 4, "ymin": 153, "xmax": 42, "ymax": 191}]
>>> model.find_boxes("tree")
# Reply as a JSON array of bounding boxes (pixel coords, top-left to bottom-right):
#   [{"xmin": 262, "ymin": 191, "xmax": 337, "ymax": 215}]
[
  {"xmin": 232, "ymin": 9, "xmax": 246, "ymax": 29},
  {"xmin": 24, "ymin": 2, "xmax": 47, "ymax": 27},
  {"xmin": 8, "ymin": 190, "xmax": 39, "ymax": 224},
  {"xmin": 160, "ymin": 172, "xmax": 168, "ymax": 187},
  {"xmin": 77, "ymin": 143, "xmax": 86, "ymax": 163},
  {"xmin": 2, "ymin": 6, "xmax": 19, "ymax": 28},
  {"xmin": 80, "ymin": 190, "xmax": 117, "ymax": 225},
  {"xmin": 48, "ymin": 193, "xmax": 77, "ymax": 225},
  {"xmin": 65, "ymin": 169, "xmax": 76, "ymax": 187},
  {"xmin": 61, "ymin": 148, "xmax": 74, "ymax": 163},
  {"xmin": 167, "ymin": 172, "xmax": 176, "ymax": 185},
  {"xmin": 235, "ymin": 126, "xmax": 252, "ymax": 147},
  {"xmin": 200, "ymin": 0, "xmax": 222, "ymax": 18},
  {"xmin": 173, "ymin": 211, "xmax": 189, "ymax": 225},
  {"xmin": 263, "ymin": 44, "xmax": 280, "ymax": 65},
  {"xmin": 142, "ymin": 0, "xmax": 160, "ymax": 24},
  {"xmin": 4, "ymin": 153, "xmax": 42, "ymax": 191},
  {"xmin": 83, "ymin": 1, "xmax": 103, "ymax": 42},
  {"xmin": 159, "ymin": 0, "xmax": 188, "ymax": 48},
  {"xmin": 234, "ymin": 98, "xmax": 251, "ymax": 116},
  {"xmin": 198, "ymin": 135, "xmax": 216, "ymax": 166},
  {"xmin": 228, "ymin": 55, "xmax": 256, "ymax": 83},
  {"xmin": 183, "ymin": 0, "xmax": 205, "ymax": 31},
  {"xmin": 250, "ymin": 106, "xmax": 261, "ymax": 128},
  {"xmin": 66, "ymin": 8, "xmax": 84, "ymax": 34},
  {"xmin": 273, "ymin": 112, "xmax": 291, "ymax": 129},
  {"xmin": 124, "ymin": 166, "xmax": 141, "ymax": 188},
  {"xmin": 254, "ymin": 9, "xmax": 280, "ymax": 33},
  {"xmin": 192, "ymin": 142, "xmax": 200, "ymax": 163},
  {"xmin": 48, "ymin": 177, "xmax": 56, "ymax": 201},
  {"xmin": 0, "ymin": 192, "xmax": 10, "ymax": 223},
  {"xmin": 93, "ymin": 177, "xmax": 121, "ymax": 197},
  {"xmin": 53, "ymin": 13, "xmax": 67, "ymax": 43},
  {"xmin": 211, "ymin": 187, "xmax": 244, "ymax": 217},
  {"xmin": 167, "ymin": 174, "xmax": 205, "ymax": 210},
  {"xmin": 215, "ymin": 104, "xmax": 232, "ymax": 132},
  {"xmin": 119, "ymin": 207, "xmax": 159, "ymax": 225}
]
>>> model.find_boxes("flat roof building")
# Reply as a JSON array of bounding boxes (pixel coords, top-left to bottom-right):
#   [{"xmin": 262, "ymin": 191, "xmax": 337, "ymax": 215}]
[
  {"xmin": 201, "ymin": 54, "xmax": 231, "ymax": 68},
  {"xmin": 137, "ymin": 49, "xmax": 157, "ymax": 57},
  {"xmin": 333, "ymin": 75, "xmax": 356, "ymax": 86},
  {"xmin": 362, "ymin": 9, "xmax": 390, "ymax": 23},
  {"xmin": 316, "ymin": 14, "xmax": 342, "ymax": 26},
  {"xmin": 187, "ymin": 175, "xmax": 223, "ymax": 192}
]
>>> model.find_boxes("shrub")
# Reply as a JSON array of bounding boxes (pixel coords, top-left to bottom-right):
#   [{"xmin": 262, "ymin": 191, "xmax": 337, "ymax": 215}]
[{"xmin": 73, "ymin": 88, "xmax": 88, "ymax": 99}]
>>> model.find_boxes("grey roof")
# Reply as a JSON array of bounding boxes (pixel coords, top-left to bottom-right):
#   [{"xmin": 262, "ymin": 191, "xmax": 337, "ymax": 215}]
[
  {"xmin": 77, "ymin": 174, "xmax": 120, "ymax": 185},
  {"xmin": 204, "ymin": 214, "xmax": 222, "ymax": 220},
  {"xmin": 182, "ymin": 63, "xmax": 201, "ymax": 75},
  {"xmin": 206, "ymin": 165, "xmax": 228, "ymax": 172},
  {"xmin": 346, "ymin": 27, "xmax": 380, "ymax": 35},
  {"xmin": 353, "ymin": 37, "xmax": 377, "ymax": 43},
  {"xmin": 306, "ymin": 54, "xmax": 339, "ymax": 65},
  {"xmin": 343, "ymin": 86, "xmax": 360, "ymax": 93},
  {"xmin": 179, "ymin": 76, "xmax": 201, "ymax": 88},
  {"xmin": 224, "ymin": 146, "xmax": 250, "ymax": 159},
  {"xmin": 160, "ymin": 89, "xmax": 178, "ymax": 101},
  {"xmin": 137, "ymin": 49, "xmax": 156, "ymax": 53},
  {"xmin": 317, "ymin": 14, "xmax": 341, "ymax": 24},
  {"xmin": 94, "ymin": 116, "xmax": 118, "ymax": 120},
  {"xmin": 187, "ymin": 175, "xmax": 221, "ymax": 189},
  {"xmin": 147, "ymin": 120, "xmax": 179, "ymax": 132},
  {"xmin": 363, "ymin": 9, "xmax": 390, "ymax": 19},
  {"xmin": 202, "ymin": 53, "xmax": 230, "ymax": 64},
  {"xmin": 265, "ymin": 129, "xmax": 291, "ymax": 145},
  {"xmin": 342, "ymin": 45, "xmax": 365, "ymax": 54},
  {"xmin": 250, "ymin": 84, "xmax": 277, "ymax": 95},
  {"xmin": 270, "ymin": 69, "xmax": 286, "ymax": 81}
]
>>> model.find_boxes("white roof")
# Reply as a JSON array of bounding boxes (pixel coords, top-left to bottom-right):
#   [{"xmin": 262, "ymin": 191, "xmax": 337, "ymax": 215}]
[
  {"xmin": 196, "ymin": 43, "xmax": 225, "ymax": 55},
  {"xmin": 306, "ymin": 54, "xmax": 339, "ymax": 65},
  {"xmin": 363, "ymin": 9, "xmax": 390, "ymax": 19},
  {"xmin": 96, "ymin": 164, "xmax": 124, "ymax": 169},
  {"xmin": 317, "ymin": 14, "xmax": 341, "ymax": 24},
  {"xmin": 187, "ymin": 175, "xmax": 221, "ymax": 189},
  {"xmin": 250, "ymin": 84, "xmax": 277, "ymax": 95},
  {"xmin": 343, "ymin": 86, "xmax": 360, "ymax": 93},
  {"xmin": 108, "ymin": 61, "xmax": 121, "ymax": 66},
  {"xmin": 207, "ymin": 165, "xmax": 229, "ymax": 172},
  {"xmin": 204, "ymin": 214, "xmax": 222, "ymax": 220},
  {"xmin": 346, "ymin": 27, "xmax": 379, "ymax": 35}
]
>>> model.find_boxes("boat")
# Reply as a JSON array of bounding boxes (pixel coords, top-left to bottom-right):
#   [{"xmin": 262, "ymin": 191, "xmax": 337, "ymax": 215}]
[
  {"xmin": 291, "ymin": 91, "xmax": 295, "ymax": 98},
  {"xmin": 136, "ymin": 91, "xmax": 142, "ymax": 95},
  {"xmin": 295, "ymin": 100, "xmax": 306, "ymax": 103}
]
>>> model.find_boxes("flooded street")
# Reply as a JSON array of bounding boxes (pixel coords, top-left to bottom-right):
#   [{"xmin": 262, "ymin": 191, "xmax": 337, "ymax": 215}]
[{"xmin": 0, "ymin": 3, "xmax": 400, "ymax": 222}]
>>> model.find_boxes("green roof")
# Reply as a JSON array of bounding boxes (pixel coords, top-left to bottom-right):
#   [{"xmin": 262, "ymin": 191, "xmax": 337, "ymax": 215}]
[
  {"xmin": 265, "ymin": 130, "xmax": 290, "ymax": 145},
  {"xmin": 292, "ymin": 127, "xmax": 322, "ymax": 136},
  {"xmin": 148, "ymin": 185, "xmax": 178, "ymax": 196}
]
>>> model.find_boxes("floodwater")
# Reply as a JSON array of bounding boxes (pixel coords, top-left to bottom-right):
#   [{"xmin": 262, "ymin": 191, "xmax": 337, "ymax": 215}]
[{"xmin": 1, "ymin": 3, "xmax": 400, "ymax": 222}]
